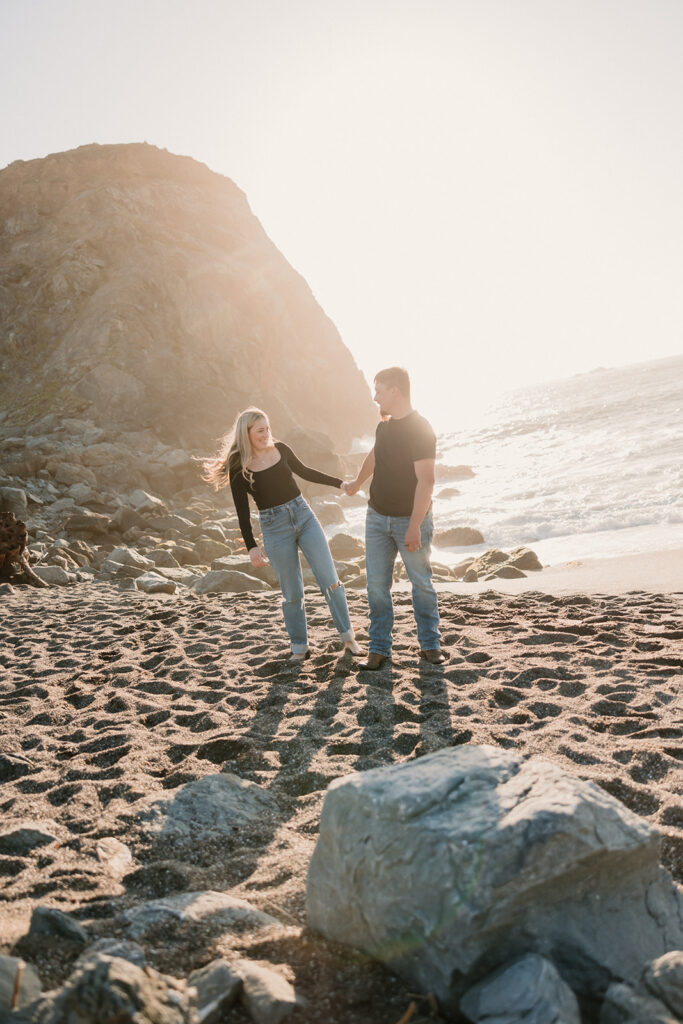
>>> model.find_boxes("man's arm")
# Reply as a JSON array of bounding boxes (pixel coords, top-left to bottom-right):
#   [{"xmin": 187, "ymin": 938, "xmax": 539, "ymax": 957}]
[
  {"xmin": 343, "ymin": 448, "xmax": 375, "ymax": 496},
  {"xmin": 404, "ymin": 458, "xmax": 435, "ymax": 551}
]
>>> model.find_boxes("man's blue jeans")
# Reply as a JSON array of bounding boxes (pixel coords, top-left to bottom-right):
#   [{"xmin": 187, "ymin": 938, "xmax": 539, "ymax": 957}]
[
  {"xmin": 365, "ymin": 507, "xmax": 441, "ymax": 656},
  {"xmin": 260, "ymin": 496, "xmax": 354, "ymax": 654}
]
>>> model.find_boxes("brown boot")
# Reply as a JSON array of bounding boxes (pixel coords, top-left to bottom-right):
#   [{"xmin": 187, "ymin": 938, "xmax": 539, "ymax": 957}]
[
  {"xmin": 420, "ymin": 649, "xmax": 446, "ymax": 665},
  {"xmin": 359, "ymin": 652, "xmax": 390, "ymax": 671}
]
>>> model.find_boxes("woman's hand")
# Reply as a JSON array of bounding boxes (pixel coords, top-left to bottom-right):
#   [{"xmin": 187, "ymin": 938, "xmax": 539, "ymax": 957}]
[
  {"xmin": 249, "ymin": 546, "xmax": 269, "ymax": 568},
  {"xmin": 341, "ymin": 479, "xmax": 360, "ymax": 496}
]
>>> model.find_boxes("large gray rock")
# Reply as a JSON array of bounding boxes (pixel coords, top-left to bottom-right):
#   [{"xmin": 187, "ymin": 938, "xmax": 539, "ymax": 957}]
[
  {"xmin": 108, "ymin": 545, "xmax": 155, "ymax": 569},
  {"xmin": 192, "ymin": 569, "xmax": 270, "ymax": 594},
  {"xmin": 135, "ymin": 571, "xmax": 177, "ymax": 595},
  {"xmin": 211, "ymin": 554, "xmax": 279, "ymax": 588},
  {"xmin": 306, "ymin": 745, "xmax": 683, "ymax": 1011},
  {"xmin": 137, "ymin": 772, "xmax": 279, "ymax": 841},
  {"xmin": 123, "ymin": 892, "xmax": 280, "ymax": 941},
  {"xmin": 460, "ymin": 954, "xmax": 581, "ymax": 1024},
  {"xmin": 30, "ymin": 565, "xmax": 74, "ymax": 586},
  {"xmin": 0, "ymin": 955, "xmax": 42, "ymax": 1014}
]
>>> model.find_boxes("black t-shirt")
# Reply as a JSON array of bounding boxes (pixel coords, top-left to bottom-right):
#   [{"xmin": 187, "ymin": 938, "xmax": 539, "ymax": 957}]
[
  {"xmin": 369, "ymin": 411, "xmax": 437, "ymax": 517},
  {"xmin": 229, "ymin": 441, "xmax": 342, "ymax": 550}
]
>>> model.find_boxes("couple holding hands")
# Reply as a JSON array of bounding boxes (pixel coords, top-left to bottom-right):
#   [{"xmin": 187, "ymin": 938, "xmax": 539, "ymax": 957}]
[{"xmin": 203, "ymin": 367, "xmax": 444, "ymax": 668}]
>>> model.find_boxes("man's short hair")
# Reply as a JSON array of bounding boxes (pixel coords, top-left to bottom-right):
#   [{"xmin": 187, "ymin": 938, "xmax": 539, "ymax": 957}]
[{"xmin": 374, "ymin": 366, "xmax": 411, "ymax": 398}]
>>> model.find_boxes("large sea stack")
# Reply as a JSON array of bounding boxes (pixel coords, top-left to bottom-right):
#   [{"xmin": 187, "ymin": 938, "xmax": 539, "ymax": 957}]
[{"xmin": 0, "ymin": 143, "xmax": 375, "ymax": 449}]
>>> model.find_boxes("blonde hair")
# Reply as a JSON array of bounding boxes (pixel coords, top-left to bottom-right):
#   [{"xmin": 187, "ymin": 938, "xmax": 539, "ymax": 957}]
[{"xmin": 201, "ymin": 408, "xmax": 269, "ymax": 490}]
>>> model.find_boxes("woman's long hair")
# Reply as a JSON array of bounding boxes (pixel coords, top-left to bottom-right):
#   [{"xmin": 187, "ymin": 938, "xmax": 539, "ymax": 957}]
[{"xmin": 201, "ymin": 407, "xmax": 269, "ymax": 490}]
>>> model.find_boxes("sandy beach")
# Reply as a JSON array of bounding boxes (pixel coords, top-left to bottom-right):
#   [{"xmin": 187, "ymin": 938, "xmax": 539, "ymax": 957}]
[{"xmin": 1, "ymin": 556, "xmax": 682, "ymax": 1021}]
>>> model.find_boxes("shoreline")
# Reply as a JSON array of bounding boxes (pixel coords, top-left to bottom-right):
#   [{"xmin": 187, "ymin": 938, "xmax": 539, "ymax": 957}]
[{"xmin": 426, "ymin": 547, "xmax": 683, "ymax": 596}]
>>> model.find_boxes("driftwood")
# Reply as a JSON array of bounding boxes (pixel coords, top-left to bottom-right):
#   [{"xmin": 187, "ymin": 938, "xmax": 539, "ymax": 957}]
[{"xmin": 0, "ymin": 511, "xmax": 48, "ymax": 587}]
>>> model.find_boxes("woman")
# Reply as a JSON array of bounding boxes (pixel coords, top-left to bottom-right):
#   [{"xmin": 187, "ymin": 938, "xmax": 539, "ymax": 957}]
[{"xmin": 203, "ymin": 408, "xmax": 361, "ymax": 662}]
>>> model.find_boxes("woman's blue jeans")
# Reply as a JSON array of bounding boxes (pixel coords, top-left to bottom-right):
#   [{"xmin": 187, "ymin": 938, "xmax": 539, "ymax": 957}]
[
  {"xmin": 365, "ymin": 507, "xmax": 441, "ymax": 656},
  {"xmin": 259, "ymin": 495, "xmax": 354, "ymax": 654}
]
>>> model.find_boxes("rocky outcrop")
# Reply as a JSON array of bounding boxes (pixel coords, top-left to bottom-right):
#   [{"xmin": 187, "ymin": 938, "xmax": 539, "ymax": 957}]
[
  {"xmin": 0, "ymin": 143, "xmax": 376, "ymax": 450},
  {"xmin": 306, "ymin": 745, "xmax": 683, "ymax": 1012}
]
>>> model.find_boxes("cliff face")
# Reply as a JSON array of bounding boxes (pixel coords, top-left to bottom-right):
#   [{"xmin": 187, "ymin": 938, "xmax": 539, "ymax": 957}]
[{"xmin": 0, "ymin": 143, "xmax": 376, "ymax": 450}]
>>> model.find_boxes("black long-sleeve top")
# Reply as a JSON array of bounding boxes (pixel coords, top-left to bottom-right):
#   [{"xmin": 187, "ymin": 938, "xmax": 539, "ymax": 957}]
[{"xmin": 229, "ymin": 441, "xmax": 342, "ymax": 550}]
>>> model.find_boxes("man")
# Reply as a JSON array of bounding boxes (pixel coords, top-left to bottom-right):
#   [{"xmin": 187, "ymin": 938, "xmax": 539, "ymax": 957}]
[{"xmin": 345, "ymin": 367, "xmax": 444, "ymax": 669}]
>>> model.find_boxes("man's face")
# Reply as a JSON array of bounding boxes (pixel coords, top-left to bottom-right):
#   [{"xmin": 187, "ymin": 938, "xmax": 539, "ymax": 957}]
[{"xmin": 373, "ymin": 380, "xmax": 398, "ymax": 418}]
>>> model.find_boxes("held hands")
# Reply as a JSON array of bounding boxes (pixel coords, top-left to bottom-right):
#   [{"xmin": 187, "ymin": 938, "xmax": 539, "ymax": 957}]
[
  {"xmin": 249, "ymin": 546, "xmax": 269, "ymax": 568},
  {"xmin": 341, "ymin": 479, "xmax": 361, "ymax": 497}
]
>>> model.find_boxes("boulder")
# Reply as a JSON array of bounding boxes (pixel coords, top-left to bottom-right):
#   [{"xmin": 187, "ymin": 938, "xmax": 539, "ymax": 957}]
[
  {"xmin": 0, "ymin": 955, "xmax": 42, "ymax": 1014},
  {"xmin": 193, "ymin": 537, "xmax": 233, "ymax": 563},
  {"xmin": 313, "ymin": 500, "xmax": 346, "ymax": 527},
  {"xmin": 643, "ymin": 952, "xmax": 683, "ymax": 1018},
  {"xmin": 211, "ymin": 554, "xmax": 279, "ymax": 588},
  {"xmin": 28, "ymin": 906, "xmax": 87, "ymax": 944},
  {"xmin": 600, "ymin": 982, "xmax": 677, "ymax": 1024},
  {"xmin": 75, "ymin": 939, "xmax": 145, "ymax": 970},
  {"xmin": 148, "ymin": 548, "xmax": 181, "ymax": 568},
  {"xmin": 136, "ymin": 571, "xmax": 177, "ymax": 595},
  {"xmin": 485, "ymin": 565, "xmax": 527, "ymax": 579},
  {"xmin": 137, "ymin": 772, "xmax": 279, "ymax": 841},
  {"xmin": 463, "ymin": 568, "xmax": 478, "ymax": 582},
  {"xmin": 509, "ymin": 546, "xmax": 543, "ymax": 571},
  {"xmin": 188, "ymin": 959, "xmax": 242, "ymax": 1024},
  {"xmin": 329, "ymin": 533, "xmax": 364, "ymax": 560},
  {"xmin": 452, "ymin": 557, "xmax": 475, "ymax": 579},
  {"xmin": 128, "ymin": 489, "xmax": 168, "ymax": 514},
  {"xmin": 306, "ymin": 745, "xmax": 683, "ymax": 1011},
  {"xmin": 123, "ymin": 891, "xmax": 281, "ymax": 941},
  {"xmin": 108, "ymin": 545, "xmax": 155, "ymax": 569},
  {"xmin": 460, "ymin": 954, "xmax": 581, "ymax": 1024},
  {"xmin": 237, "ymin": 959, "xmax": 302, "ymax": 1024},
  {"xmin": 54, "ymin": 462, "xmax": 97, "ymax": 487},
  {"xmin": 434, "ymin": 526, "xmax": 484, "ymax": 547},
  {"xmin": 27, "ymin": 565, "xmax": 75, "ymax": 586},
  {"xmin": 61, "ymin": 510, "xmax": 110, "ymax": 536},
  {"xmin": 192, "ymin": 569, "xmax": 270, "ymax": 594},
  {"xmin": 0, "ymin": 486, "xmax": 27, "ymax": 515},
  {"xmin": 40, "ymin": 954, "xmax": 194, "ymax": 1023}
]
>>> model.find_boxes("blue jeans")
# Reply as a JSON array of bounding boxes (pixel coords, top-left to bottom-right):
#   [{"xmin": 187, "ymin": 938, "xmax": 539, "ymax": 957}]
[
  {"xmin": 365, "ymin": 507, "xmax": 441, "ymax": 656},
  {"xmin": 259, "ymin": 496, "xmax": 354, "ymax": 654}
]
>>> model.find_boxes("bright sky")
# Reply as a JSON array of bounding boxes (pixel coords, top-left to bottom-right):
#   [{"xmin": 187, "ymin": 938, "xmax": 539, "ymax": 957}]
[{"xmin": 2, "ymin": 0, "xmax": 682, "ymax": 431}]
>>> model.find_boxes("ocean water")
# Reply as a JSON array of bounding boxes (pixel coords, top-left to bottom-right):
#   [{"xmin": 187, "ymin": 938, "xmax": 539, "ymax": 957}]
[{"xmin": 343, "ymin": 355, "xmax": 683, "ymax": 566}]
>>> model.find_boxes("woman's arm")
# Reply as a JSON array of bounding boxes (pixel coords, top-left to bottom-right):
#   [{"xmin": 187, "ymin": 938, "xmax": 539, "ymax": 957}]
[
  {"xmin": 279, "ymin": 442, "xmax": 343, "ymax": 489},
  {"xmin": 229, "ymin": 469, "xmax": 258, "ymax": 552}
]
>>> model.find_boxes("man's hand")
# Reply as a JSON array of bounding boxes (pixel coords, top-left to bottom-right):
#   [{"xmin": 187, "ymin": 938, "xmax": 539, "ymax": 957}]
[
  {"xmin": 404, "ymin": 523, "xmax": 422, "ymax": 552},
  {"xmin": 341, "ymin": 479, "xmax": 360, "ymax": 496},
  {"xmin": 249, "ymin": 546, "xmax": 269, "ymax": 568}
]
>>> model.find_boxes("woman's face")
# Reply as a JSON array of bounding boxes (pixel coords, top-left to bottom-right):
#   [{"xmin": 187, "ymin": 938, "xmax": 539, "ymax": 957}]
[{"xmin": 248, "ymin": 417, "xmax": 272, "ymax": 453}]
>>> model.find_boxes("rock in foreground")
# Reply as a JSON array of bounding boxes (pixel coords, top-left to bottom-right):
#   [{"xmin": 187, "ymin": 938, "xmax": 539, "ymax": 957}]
[{"xmin": 306, "ymin": 745, "xmax": 683, "ymax": 1011}]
